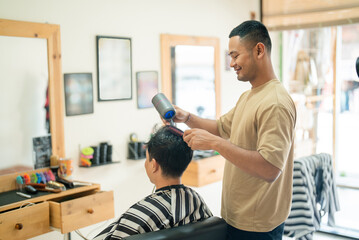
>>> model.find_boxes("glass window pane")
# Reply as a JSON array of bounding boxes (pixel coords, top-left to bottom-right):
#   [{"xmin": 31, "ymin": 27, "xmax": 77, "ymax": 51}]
[
  {"xmin": 281, "ymin": 27, "xmax": 334, "ymax": 159},
  {"xmin": 337, "ymin": 23, "xmax": 359, "ymax": 178}
]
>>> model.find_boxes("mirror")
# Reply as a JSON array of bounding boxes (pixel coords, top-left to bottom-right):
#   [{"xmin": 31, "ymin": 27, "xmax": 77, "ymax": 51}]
[
  {"xmin": 161, "ymin": 34, "xmax": 221, "ymax": 123},
  {"xmin": 0, "ymin": 19, "xmax": 64, "ymax": 175},
  {"xmin": 0, "ymin": 36, "xmax": 49, "ymax": 171},
  {"xmin": 171, "ymin": 45, "xmax": 216, "ymax": 119},
  {"xmin": 161, "ymin": 34, "xmax": 221, "ymax": 159}
]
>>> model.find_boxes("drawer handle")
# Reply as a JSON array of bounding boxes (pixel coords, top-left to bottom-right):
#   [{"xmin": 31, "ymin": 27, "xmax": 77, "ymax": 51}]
[
  {"xmin": 15, "ymin": 223, "xmax": 23, "ymax": 230},
  {"xmin": 210, "ymin": 169, "xmax": 216, "ymax": 173},
  {"xmin": 87, "ymin": 209, "xmax": 94, "ymax": 214}
]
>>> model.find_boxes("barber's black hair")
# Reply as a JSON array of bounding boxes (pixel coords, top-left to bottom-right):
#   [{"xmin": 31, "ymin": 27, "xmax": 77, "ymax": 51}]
[
  {"xmin": 229, "ymin": 20, "xmax": 272, "ymax": 53},
  {"xmin": 147, "ymin": 125, "xmax": 193, "ymax": 178}
]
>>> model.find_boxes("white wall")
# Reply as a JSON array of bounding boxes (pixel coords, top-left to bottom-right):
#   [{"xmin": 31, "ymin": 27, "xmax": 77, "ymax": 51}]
[{"xmin": 0, "ymin": 0, "xmax": 258, "ymax": 239}]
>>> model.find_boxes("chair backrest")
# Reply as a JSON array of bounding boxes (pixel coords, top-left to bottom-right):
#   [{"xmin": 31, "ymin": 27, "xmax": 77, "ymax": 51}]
[{"xmin": 124, "ymin": 216, "xmax": 227, "ymax": 240}]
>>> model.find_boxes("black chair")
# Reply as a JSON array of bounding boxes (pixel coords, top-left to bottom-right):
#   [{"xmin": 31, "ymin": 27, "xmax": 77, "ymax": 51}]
[{"xmin": 123, "ymin": 216, "xmax": 227, "ymax": 240}]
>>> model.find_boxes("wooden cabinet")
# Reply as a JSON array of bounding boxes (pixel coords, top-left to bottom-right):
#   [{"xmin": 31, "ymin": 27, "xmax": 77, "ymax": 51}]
[
  {"xmin": 49, "ymin": 190, "xmax": 114, "ymax": 233},
  {"xmin": 182, "ymin": 155, "xmax": 225, "ymax": 187},
  {"xmin": 0, "ymin": 169, "xmax": 115, "ymax": 239},
  {"xmin": 0, "ymin": 202, "xmax": 50, "ymax": 240}
]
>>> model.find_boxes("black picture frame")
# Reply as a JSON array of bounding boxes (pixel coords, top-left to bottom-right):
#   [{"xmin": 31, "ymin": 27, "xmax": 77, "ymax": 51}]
[
  {"xmin": 33, "ymin": 135, "xmax": 52, "ymax": 169},
  {"xmin": 136, "ymin": 71, "xmax": 158, "ymax": 109},
  {"xmin": 96, "ymin": 36, "xmax": 132, "ymax": 101},
  {"xmin": 64, "ymin": 73, "xmax": 94, "ymax": 116}
]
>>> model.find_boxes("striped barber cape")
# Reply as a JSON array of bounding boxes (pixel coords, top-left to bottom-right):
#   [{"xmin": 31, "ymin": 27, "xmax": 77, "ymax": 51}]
[
  {"xmin": 93, "ymin": 184, "xmax": 213, "ymax": 240},
  {"xmin": 284, "ymin": 153, "xmax": 340, "ymax": 240}
]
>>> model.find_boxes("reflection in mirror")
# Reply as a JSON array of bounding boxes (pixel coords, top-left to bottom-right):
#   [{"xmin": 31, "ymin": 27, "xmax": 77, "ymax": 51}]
[
  {"xmin": 0, "ymin": 19, "xmax": 64, "ymax": 179},
  {"xmin": 161, "ymin": 34, "xmax": 220, "ymax": 159},
  {"xmin": 0, "ymin": 36, "xmax": 49, "ymax": 173},
  {"xmin": 171, "ymin": 45, "xmax": 216, "ymax": 119},
  {"xmin": 161, "ymin": 34, "xmax": 221, "ymax": 121}
]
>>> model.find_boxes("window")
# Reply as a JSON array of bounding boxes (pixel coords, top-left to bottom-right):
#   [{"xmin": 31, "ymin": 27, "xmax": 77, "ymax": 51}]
[
  {"xmin": 281, "ymin": 27, "xmax": 335, "ymax": 159},
  {"xmin": 271, "ymin": 23, "xmax": 359, "ymax": 238}
]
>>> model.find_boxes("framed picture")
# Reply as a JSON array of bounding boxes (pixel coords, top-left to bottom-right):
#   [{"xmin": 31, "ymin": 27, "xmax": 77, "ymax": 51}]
[
  {"xmin": 64, "ymin": 73, "xmax": 94, "ymax": 116},
  {"xmin": 33, "ymin": 135, "xmax": 52, "ymax": 169},
  {"xmin": 96, "ymin": 36, "xmax": 132, "ymax": 101},
  {"xmin": 136, "ymin": 71, "xmax": 159, "ymax": 109}
]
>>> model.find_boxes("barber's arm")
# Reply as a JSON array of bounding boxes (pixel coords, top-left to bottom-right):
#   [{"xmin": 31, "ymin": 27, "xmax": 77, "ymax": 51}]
[
  {"xmin": 183, "ymin": 129, "xmax": 281, "ymax": 183},
  {"xmin": 173, "ymin": 106, "xmax": 220, "ymax": 136}
]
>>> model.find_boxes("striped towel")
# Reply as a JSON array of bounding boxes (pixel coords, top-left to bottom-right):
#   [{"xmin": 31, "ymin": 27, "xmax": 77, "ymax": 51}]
[{"xmin": 284, "ymin": 153, "xmax": 340, "ymax": 240}]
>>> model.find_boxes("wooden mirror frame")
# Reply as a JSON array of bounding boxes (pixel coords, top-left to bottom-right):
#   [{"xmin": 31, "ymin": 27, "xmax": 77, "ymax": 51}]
[
  {"xmin": 160, "ymin": 34, "xmax": 221, "ymax": 118},
  {"xmin": 0, "ymin": 19, "xmax": 65, "ymax": 173}
]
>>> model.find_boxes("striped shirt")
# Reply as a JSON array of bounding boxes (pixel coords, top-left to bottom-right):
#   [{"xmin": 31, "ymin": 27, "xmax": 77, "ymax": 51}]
[{"xmin": 93, "ymin": 184, "xmax": 213, "ymax": 240}]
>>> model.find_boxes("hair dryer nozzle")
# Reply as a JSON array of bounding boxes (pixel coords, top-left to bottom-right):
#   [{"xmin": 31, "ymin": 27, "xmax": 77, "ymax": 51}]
[{"xmin": 152, "ymin": 93, "xmax": 176, "ymax": 120}]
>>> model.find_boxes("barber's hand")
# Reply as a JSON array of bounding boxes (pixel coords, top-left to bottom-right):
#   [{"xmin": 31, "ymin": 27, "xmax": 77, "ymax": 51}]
[
  {"xmin": 183, "ymin": 128, "xmax": 218, "ymax": 150},
  {"xmin": 173, "ymin": 105, "xmax": 190, "ymax": 123},
  {"xmin": 159, "ymin": 105, "xmax": 191, "ymax": 126},
  {"xmin": 159, "ymin": 105, "xmax": 189, "ymax": 125}
]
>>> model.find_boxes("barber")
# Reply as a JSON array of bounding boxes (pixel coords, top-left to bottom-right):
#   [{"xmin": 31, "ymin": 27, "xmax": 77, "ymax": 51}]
[{"xmin": 173, "ymin": 20, "xmax": 297, "ymax": 240}]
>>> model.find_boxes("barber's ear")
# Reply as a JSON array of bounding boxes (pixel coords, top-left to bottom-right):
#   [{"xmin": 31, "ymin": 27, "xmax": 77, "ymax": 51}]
[{"xmin": 255, "ymin": 43, "xmax": 265, "ymax": 58}]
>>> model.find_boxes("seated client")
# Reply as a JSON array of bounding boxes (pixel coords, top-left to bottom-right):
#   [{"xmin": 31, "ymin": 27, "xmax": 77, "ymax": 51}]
[{"xmin": 93, "ymin": 125, "xmax": 213, "ymax": 240}]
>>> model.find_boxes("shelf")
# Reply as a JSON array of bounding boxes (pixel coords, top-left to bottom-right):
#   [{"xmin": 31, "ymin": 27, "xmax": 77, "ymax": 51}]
[{"xmin": 79, "ymin": 161, "xmax": 121, "ymax": 168}]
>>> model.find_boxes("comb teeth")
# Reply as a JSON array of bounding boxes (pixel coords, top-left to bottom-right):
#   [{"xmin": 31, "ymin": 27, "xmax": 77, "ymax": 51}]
[{"xmin": 168, "ymin": 125, "xmax": 184, "ymax": 137}]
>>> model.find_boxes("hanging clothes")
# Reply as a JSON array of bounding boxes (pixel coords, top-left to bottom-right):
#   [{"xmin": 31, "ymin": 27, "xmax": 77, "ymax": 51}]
[{"xmin": 284, "ymin": 153, "xmax": 340, "ymax": 240}]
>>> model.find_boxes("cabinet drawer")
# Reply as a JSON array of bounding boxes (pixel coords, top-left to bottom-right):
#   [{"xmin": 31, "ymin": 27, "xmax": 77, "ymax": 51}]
[
  {"xmin": 0, "ymin": 202, "xmax": 50, "ymax": 240},
  {"xmin": 49, "ymin": 190, "xmax": 114, "ymax": 233},
  {"xmin": 182, "ymin": 155, "xmax": 225, "ymax": 187}
]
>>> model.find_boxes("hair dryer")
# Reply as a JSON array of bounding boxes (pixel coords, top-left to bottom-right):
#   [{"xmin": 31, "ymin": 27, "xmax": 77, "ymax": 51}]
[{"xmin": 152, "ymin": 93, "xmax": 176, "ymax": 125}]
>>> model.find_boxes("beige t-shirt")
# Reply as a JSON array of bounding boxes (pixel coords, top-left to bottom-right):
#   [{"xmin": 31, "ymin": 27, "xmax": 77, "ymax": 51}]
[{"xmin": 217, "ymin": 79, "xmax": 296, "ymax": 232}]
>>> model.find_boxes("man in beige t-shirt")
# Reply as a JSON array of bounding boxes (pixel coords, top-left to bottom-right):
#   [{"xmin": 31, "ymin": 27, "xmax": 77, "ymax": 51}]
[{"xmin": 172, "ymin": 20, "xmax": 296, "ymax": 240}]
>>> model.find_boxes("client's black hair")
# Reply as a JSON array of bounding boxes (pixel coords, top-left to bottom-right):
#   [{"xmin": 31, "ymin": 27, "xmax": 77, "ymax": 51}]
[
  {"xmin": 229, "ymin": 20, "xmax": 272, "ymax": 53},
  {"xmin": 147, "ymin": 125, "xmax": 193, "ymax": 178}
]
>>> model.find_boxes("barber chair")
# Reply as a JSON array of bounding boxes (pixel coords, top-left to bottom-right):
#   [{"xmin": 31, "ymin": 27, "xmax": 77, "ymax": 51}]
[{"xmin": 123, "ymin": 216, "xmax": 227, "ymax": 240}]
